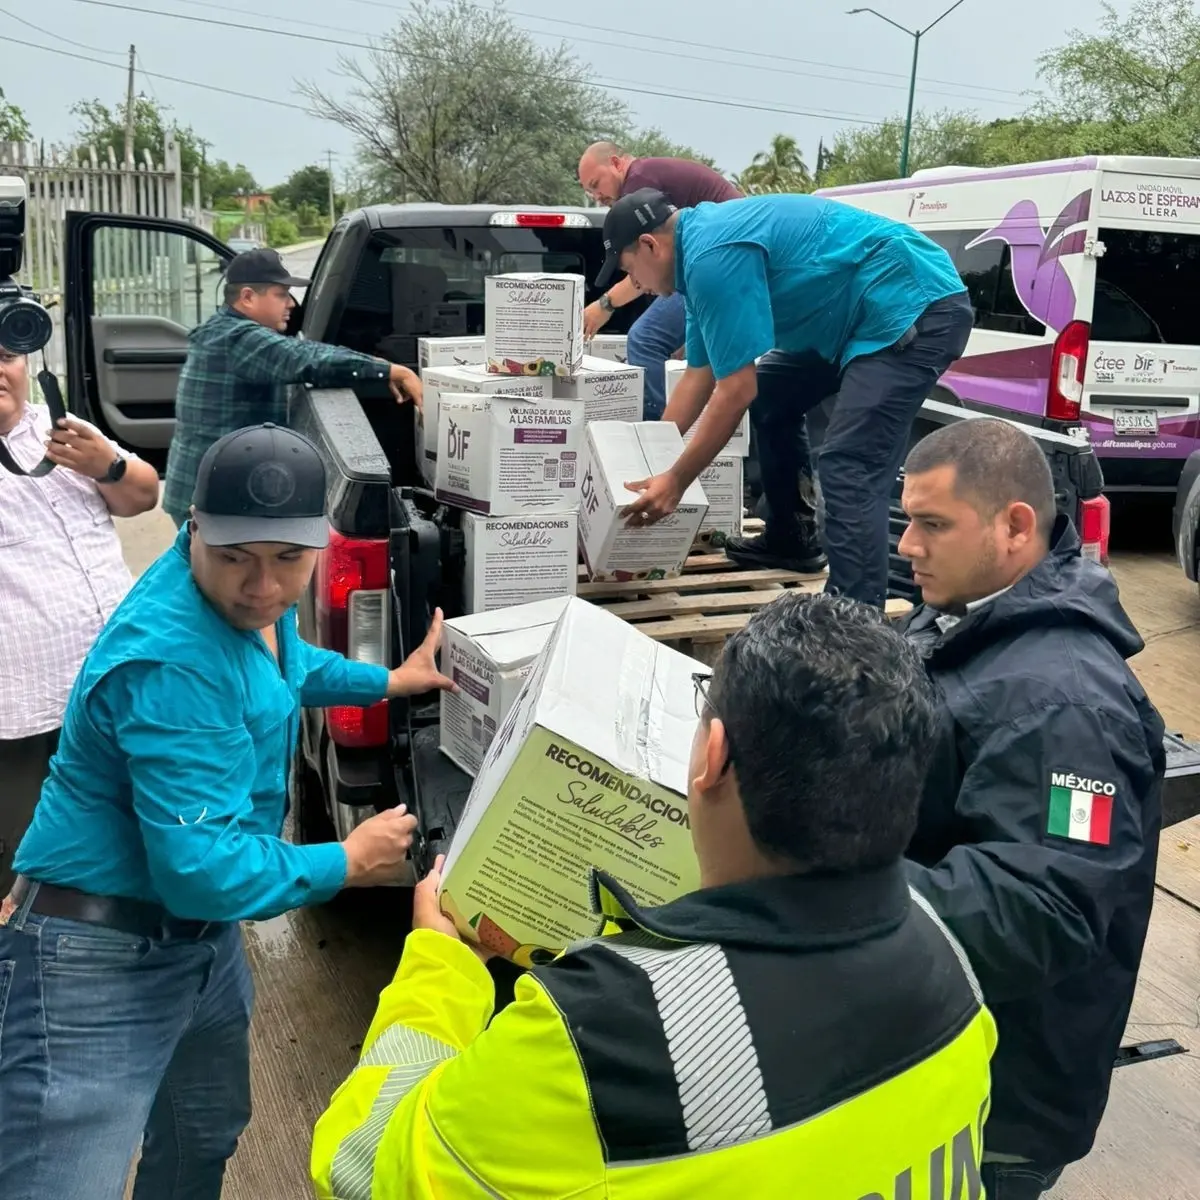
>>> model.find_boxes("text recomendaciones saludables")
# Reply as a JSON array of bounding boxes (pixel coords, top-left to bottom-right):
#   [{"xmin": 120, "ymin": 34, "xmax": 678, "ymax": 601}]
[{"xmin": 544, "ymin": 743, "xmax": 689, "ymax": 828}]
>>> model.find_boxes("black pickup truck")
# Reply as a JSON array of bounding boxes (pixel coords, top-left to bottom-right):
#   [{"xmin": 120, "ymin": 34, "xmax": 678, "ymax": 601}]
[{"xmin": 60, "ymin": 204, "xmax": 1200, "ymax": 881}]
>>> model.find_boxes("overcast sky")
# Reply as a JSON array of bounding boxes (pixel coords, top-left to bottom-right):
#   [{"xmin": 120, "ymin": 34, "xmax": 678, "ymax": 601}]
[{"xmin": 5, "ymin": 0, "xmax": 1102, "ymax": 188}]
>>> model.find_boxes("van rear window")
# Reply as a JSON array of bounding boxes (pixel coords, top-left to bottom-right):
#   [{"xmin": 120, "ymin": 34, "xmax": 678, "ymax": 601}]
[{"xmin": 1094, "ymin": 228, "xmax": 1200, "ymax": 345}]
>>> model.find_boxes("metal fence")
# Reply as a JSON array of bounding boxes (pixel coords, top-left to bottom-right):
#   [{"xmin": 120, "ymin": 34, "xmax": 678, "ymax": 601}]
[{"xmin": 0, "ymin": 139, "xmax": 262, "ymax": 377}]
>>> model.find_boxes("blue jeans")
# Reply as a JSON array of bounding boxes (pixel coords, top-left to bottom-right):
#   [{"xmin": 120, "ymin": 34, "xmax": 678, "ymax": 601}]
[
  {"xmin": 627, "ymin": 291, "xmax": 687, "ymax": 420},
  {"xmin": 751, "ymin": 292, "xmax": 973, "ymax": 607},
  {"xmin": 0, "ymin": 886, "xmax": 253, "ymax": 1200},
  {"xmin": 981, "ymin": 1161, "xmax": 1065, "ymax": 1198}
]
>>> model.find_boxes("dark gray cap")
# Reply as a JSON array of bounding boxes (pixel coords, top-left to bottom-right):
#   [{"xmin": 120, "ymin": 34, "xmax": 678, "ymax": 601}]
[
  {"xmin": 225, "ymin": 247, "xmax": 310, "ymax": 289},
  {"xmin": 192, "ymin": 423, "xmax": 328, "ymax": 548}
]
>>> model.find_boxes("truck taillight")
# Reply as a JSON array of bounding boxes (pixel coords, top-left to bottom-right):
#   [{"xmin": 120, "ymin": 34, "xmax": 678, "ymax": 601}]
[
  {"xmin": 1047, "ymin": 320, "xmax": 1089, "ymax": 423},
  {"xmin": 1079, "ymin": 495, "xmax": 1110, "ymax": 565},
  {"xmin": 316, "ymin": 531, "xmax": 390, "ymax": 749}
]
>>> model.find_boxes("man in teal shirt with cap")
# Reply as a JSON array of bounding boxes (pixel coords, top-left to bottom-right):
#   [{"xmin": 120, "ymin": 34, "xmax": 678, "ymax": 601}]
[
  {"xmin": 604, "ymin": 188, "xmax": 972, "ymax": 608},
  {"xmin": 0, "ymin": 423, "xmax": 455, "ymax": 1200}
]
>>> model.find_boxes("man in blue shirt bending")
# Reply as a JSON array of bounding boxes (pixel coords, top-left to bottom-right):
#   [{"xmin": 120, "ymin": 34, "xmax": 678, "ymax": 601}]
[
  {"xmin": 604, "ymin": 188, "xmax": 972, "ymax": 608},
  {"xmin": 0, "ymin": 423, "xmax": 455, "ymax": 1200}
]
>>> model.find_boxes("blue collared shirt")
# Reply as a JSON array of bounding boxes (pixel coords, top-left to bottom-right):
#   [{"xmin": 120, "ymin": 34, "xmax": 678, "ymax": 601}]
[
  {"xmin": 676, "ymin": 194, "xmax": 966, "ymax": 379},
  {"xmin": 14, "ymin": 528, "xmax": 390, "ymax": 922}
]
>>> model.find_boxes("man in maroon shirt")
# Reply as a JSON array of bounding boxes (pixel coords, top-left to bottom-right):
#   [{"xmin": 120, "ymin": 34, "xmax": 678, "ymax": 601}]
[{"xmin": 578, "ymin": 142, "xmax": 742, "ymax": 419}]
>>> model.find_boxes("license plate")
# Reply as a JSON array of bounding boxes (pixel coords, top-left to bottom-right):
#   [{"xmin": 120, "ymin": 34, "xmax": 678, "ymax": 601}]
[{"xmin": 1113, "ymin": 409, "xmax": 1159, "ymax": 436}]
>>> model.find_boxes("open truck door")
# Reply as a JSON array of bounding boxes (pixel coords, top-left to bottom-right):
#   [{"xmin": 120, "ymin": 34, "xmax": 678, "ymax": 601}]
[{"xmin": 64, "ymin": 212, "xmax": 235, "ymax": 469}]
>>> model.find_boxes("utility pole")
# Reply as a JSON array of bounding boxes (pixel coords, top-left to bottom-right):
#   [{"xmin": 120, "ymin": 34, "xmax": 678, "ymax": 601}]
[
  {"xmin": 324, "ymin": 149, "xmax": 337, "ymax": 222},
  {"xmin": 123, "ymin": 45, "xmax": 137, "ymax": 169},
  {"xmin": 847, "ymin": 1, "xmax": 968, "ymax": 178},
  {"xmin": 122, "ymin": 44, "xmax": 136, "ymax": 211}
]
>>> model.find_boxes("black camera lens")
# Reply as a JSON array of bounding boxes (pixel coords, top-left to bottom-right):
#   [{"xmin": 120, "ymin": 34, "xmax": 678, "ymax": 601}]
[{"xmin": 0, "ymin": 296, "xmax": 53, "ymax": 355}]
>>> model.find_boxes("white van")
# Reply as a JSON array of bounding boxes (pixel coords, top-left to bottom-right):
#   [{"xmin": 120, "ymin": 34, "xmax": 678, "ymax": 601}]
[{"xmin": 818, "ymin": 156, "xmax": 1200, "ymax": 493}]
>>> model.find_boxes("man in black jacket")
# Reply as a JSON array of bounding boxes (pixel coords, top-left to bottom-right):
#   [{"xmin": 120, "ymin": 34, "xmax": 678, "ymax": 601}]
[{"xmin": 897, "ymin": 417, "xmax": 1164, "ymax": 1198}]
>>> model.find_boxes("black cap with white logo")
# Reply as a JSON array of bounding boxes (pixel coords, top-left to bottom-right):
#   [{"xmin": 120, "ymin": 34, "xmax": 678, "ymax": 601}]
[
  {"xmin": 225, "ymin": 247, "xmax": 311, "ymax": 289},
  {"xmin": 191, "ymin": 423, "xmax": 328, "ymax": 548},
  {"xmin": 595, "ymin": 187, "xmax": 679, "ymax": 289}
]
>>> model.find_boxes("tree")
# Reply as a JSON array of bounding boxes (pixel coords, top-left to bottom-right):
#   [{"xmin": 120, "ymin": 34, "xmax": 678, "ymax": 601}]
[
  {"xmin": 274, "ymin": 164, "xmax": 333, "ymax": 213},
  {"xmin": 202, "ymin": 159, "xmax": 259, "ymax": 207},
  {"xmin": 0, "ymin": 87, "xmax": 31, "ymax": 143},
  {"xmin": 301, "ymin": 0, "xmax": 631, "ymax": 204},
  {"xmin": 70, "ymin": 95, "xmax": 257, "ymax": 205},
  {"xmin": 735, "ymin": 134, "xmax": 812, "ymax": 194},
  {"xmin": 819, "ymin": 111, "xmax": 992, "ymax": 187}
]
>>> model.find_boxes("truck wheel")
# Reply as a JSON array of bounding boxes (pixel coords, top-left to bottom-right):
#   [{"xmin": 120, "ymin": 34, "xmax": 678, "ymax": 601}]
[{"xmin": 292, "ymin": 755, "xmax": 335, "ymax": 846}]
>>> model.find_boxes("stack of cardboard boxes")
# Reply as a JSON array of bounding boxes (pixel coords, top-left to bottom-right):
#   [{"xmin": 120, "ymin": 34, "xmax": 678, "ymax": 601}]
[{"xmin": 425, "ymin": 276, "xmax": 719, "ymax": 807}]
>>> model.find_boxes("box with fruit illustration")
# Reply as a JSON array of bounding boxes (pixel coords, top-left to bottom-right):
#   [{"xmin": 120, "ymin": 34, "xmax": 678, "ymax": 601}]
[
  {"xmin": 578, "ymin": 421, "xmax": 708, "ymax": 583},
  {"xmin": 485, "ymin": 273, "xmax": 585, "ymax": 379},
  {"xmin": 437, "ymin": 597, "xmax": 704, "ymax": 963}
]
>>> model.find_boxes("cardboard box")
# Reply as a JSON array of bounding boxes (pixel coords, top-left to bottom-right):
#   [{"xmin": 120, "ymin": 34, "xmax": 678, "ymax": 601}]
[
  {"xmin": 417, "ymin": 366, "xmax": 551, "ymax": 488},
  {"xmin": 664, "ymin": 360, "xmax": 751, "ymax": 456},
  {"xmin": 435, "ymin": 393, "xmax": 584, "ymax": 515},
  {"xmin": 418, "ymin": 336, "xmax": 485, "ymax": 370},
  {"xmin": 485, "ymin": 274, "xmax": 585, "ymax": 378},
  {"xmin": 438, "ymin": 597, "xmax": 704, "ymax": 963},
  {"xmin": 585, "ymin": 334, "xmax": 628, "ymax": 364},
  {"xmin": 463, "ymin": 511, "xmax": 578, "ymax": 614},
  {"xmin": 552, "ymin": 356, "xmax": 644, "ymax": 424},
  {"xmin": 440, "ymin": 597, "xmax": 572, "ymax": 777},
  {"xmin": 696, "ymin": 456, "xmax": 744, "ymax": 548},
  {"xmin": 578, "ymin": 422, "xmax": 708, "ymax": 582}
]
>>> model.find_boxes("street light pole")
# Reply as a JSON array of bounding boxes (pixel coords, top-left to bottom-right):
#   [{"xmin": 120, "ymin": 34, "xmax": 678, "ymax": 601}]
[{"xmin": 848, "ymin": 0, "xmax": 969, "ymax": 178}]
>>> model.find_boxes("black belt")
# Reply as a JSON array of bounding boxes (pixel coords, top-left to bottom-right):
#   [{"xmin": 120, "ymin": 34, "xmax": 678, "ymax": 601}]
[{"xmin": 10, "ymin": 876, "xmax": 219, "ymax": 940}]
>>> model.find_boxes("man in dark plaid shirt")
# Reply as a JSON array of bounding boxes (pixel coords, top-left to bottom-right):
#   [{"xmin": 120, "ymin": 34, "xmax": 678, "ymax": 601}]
[{"xmin": 163, "ymin": 248, "xmax": 422, "ymax": 525}]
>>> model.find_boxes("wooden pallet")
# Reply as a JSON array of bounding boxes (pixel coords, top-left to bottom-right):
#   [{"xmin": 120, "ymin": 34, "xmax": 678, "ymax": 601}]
[{"xmin": 577, "ymin": 518, "xmax": 911, "ymax": 663}]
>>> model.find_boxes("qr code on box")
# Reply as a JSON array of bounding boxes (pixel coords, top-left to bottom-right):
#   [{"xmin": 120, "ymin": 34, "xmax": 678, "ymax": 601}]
[{"xmin": 543, "ymin": 460, "xmax": 558, "ymax": 481}]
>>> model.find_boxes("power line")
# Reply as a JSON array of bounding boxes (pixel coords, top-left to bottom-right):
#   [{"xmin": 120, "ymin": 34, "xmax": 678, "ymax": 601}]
[
  {"xmin": 0, "ymin": 3, "xmax": 126, "ymax": 55},
  {"xmin": 144, "ymin": 0, "xmax": 1024, "ymax": 108},
  {"xmin": 344, "ymin": 0, "xmax": 1029, "ymax": 100},
  {"xmin": 48, "ymin": 0, "xmax": 888, "ymax": 125},
  {"xmin": 0, "ymin": 33, "xmax": 312, "ymax": 112}
]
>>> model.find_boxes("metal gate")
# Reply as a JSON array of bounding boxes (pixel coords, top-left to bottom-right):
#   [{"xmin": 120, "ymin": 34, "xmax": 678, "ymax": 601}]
[{"xmin": 1, "ymin": 137, "xmax": 194, "ymax": 377}]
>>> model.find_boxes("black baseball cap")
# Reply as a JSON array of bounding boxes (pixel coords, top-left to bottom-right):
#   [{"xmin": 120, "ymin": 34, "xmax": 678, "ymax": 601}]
[
  {"xmin": 192, "ymin": 423, "xmax": 328, "ymax": 548},
  {"xmin": 595, "ymin": 188, "xmax": 679, "ymax": 289},
  {"xmin": 225, "ymin": 247, "xmax": 310, "ymax": 289}
]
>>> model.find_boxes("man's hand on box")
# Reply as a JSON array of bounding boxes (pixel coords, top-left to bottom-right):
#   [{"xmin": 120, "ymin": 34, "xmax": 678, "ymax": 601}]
[
  {"xmin": 389, "ymin": 363, "xmax": 423, "ymax": 410},
  {"xmin": 415, "ymin": 855, "xmax": 495, "ymax": 962},
  {"xmin": 387, "ymin": 607, "xmax": 459, "ymax": 698},
  {"xmin": 623, "ymin": 472, "xmax": 683, "ymax": 527},
  {"xmin": 583, "ymin": 300, "xmax": 612, "ymax": 339},
  {"xmin": 342, "ymin": 804, "xmax": 419, "ymax": 887}
]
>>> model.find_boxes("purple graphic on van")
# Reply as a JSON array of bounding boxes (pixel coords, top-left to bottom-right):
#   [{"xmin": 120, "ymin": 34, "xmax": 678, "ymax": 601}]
[{"xmin": 964, "ymin": 190, "xmax": 1090, "ymax": 333}]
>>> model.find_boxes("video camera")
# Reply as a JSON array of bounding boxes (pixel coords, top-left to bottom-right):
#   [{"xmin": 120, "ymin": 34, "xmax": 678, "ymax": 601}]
[{"xmin": 0, "ymin": 176, "xmax": 54, "ymax": 355}]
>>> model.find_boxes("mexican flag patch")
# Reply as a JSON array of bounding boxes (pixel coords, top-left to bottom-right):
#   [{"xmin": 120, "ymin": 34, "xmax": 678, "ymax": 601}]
[{"xmin": 1047, "ymin": 774, "xmax": 1114, "ymax": 845}]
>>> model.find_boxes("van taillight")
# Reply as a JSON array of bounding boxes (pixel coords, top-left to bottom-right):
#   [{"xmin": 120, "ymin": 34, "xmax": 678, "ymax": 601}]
[
  {"xmin": 316, "ymin": 531, "xmax": 390, "ymax": 749},
  {"xmin": 1047, "ymin": 320, "xmax": 1089, "ymax": 423},
  {"xmin": 1079, "ymin": 495, "xmax": 1110, "ymax": 565}
]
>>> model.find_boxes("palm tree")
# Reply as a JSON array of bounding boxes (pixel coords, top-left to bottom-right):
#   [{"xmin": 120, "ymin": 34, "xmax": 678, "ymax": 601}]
[{"xmin": 734, "ymin": 134, "xmax": 813, "ymax": 195}]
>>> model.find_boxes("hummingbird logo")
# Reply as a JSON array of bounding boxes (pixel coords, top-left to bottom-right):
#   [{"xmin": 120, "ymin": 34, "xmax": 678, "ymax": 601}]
[{"xmin": 964, "ymin": 190, "xmax": 1091, "ymax": 333}]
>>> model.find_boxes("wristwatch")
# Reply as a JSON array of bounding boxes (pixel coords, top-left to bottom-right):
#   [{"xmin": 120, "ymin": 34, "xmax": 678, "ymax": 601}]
[
  {"xmin": 101, "ymin": 454, "xmax": 128, "ymax": 484},
  {"xmin": 598, "ymin": 292, "xmax": 614, "ymax": 313}
]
